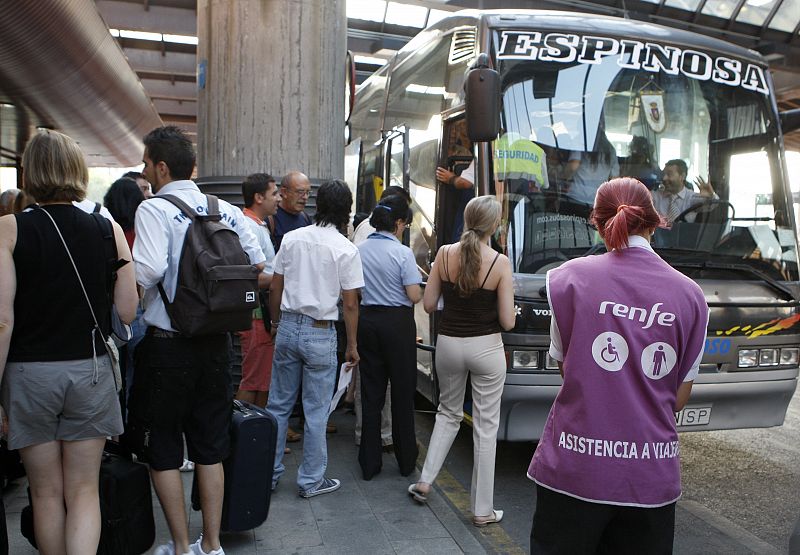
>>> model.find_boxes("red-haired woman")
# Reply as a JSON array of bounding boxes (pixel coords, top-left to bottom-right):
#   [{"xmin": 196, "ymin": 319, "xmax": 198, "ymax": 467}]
[{"xmin": 528, "ymin": 177, "xmax": 709, "ymax": 553}]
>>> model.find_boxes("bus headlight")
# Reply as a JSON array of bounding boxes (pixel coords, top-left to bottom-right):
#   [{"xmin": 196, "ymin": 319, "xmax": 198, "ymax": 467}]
[
  {"xmin": 738, "ymin": 349, "xmax": 759, "ymax": 368},
  {"xmin": 512, "ymin": 350, "xmax": 539, "ymax": 369},
  {"xmin": 780, "ymin": 348, "xmax": 799, "ymax": 366},
  {"xmin": 737, "ymin": 347, "xmax": 799, "ymax": 368},
  {"xmin": 545, "ymin": 353, "xmax": 560, "ymax": 370},
  {"xmin": 759, "ymin": 348, "xmax": 779, "ymax": 366}
]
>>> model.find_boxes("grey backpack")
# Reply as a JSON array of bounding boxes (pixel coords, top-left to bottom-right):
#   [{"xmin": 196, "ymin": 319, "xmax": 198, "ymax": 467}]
[{"xmin": 156, "ymin": 194, "xmax": 260, "ymax": 337}]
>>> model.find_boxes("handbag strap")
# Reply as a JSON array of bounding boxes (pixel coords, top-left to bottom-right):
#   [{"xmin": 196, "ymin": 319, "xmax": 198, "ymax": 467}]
[{"xmin": 37, "ymin": 205, "xmax": 107, "ymax": 341}]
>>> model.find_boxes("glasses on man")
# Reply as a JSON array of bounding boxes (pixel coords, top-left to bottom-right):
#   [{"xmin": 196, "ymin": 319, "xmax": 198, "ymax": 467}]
[{"xmin": 288, "ymin": 189, "xmax": 311, "ymax": 197}]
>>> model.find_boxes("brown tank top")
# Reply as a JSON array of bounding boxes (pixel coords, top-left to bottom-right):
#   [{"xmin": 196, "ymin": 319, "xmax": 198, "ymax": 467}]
[{"xmin": 438, "ymin": 249, "xmax": 502, "ymax": 337}]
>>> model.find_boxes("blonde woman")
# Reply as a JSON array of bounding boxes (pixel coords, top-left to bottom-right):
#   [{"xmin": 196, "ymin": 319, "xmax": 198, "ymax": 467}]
[
  {"xmin": 408, "ymin": 195, "xmax": 515, "ymax": 527},
  {"xmin": 0, "ymin": 130, "xmax": 138, "ymax": 554}
]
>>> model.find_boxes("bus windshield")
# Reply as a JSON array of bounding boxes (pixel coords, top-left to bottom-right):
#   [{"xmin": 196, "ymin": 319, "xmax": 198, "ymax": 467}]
[{"xmin": 493, "ymin": 31, "xmax": 798, "ymax": 282}]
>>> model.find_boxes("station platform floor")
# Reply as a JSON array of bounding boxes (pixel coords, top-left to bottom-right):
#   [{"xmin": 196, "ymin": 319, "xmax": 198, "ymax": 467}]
[{"xmin": 2, "ymin": 402, "xmax": 786, "ymax": 554}]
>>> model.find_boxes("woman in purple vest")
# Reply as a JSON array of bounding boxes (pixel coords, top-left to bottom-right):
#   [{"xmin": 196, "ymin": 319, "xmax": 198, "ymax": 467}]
[
  {"xmin": 407, "ymin": 196, "xmax": 515, "ymax": 527},
  {"xmin": 528, "ymin": 177, "xmax": 709, "ymax": 553}
]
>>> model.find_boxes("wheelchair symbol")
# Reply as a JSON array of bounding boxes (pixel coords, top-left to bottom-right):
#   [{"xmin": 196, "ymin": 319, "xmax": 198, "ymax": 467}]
[
  {"xmin": 591, "ymin": 332, "xmax": 628, "ymax": 372},
  {"xmin": 601, "ymin": 338, "xmax": 620, "ymax": 363}
]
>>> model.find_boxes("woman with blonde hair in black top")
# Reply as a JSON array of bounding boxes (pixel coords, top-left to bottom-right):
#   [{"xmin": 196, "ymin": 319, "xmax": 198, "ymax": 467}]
[
  {"xmin": 0, "ymin": 130, "xmax": 138, "ymax": 554},
  {"xmin": 407, "ymin": 195, "xmax": 515, "ymax": 527}
]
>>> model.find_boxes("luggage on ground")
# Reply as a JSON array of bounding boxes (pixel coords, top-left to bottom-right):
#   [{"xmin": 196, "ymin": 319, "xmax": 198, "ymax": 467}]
[
  {"xmin": 191, "ymin": 400, "xmax": 276, "ymax": 531},
  {"xmin": 20, "ymin": 441, "xmax": 155, "ymax": 555}
]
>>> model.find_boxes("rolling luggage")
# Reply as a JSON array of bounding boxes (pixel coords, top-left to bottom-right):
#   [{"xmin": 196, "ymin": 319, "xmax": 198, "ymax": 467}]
[
  {"xmin": 20, "ymin": 441, "xmax": 155, "ymax": 555},
  {"xmin": 192, "ymin": 400, "xmax": 277, "ymax": 531}
]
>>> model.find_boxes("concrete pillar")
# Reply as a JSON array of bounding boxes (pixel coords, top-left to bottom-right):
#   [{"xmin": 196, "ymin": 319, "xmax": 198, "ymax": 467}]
[{"xmin": 197, "ymin": 0, "xmax": 346, "ymax": 181}]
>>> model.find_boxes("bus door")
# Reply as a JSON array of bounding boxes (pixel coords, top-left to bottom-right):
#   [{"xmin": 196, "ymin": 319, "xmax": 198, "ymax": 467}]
[
  {"xmin": 433, "ymin": 114, "xmax": 481, "ymax": 412},
  {"xmin": 380, "ymin": 124, "xmax": 442, "ymax": 403},
  {"xmin": 351, "ymin": 141, "xmax": 383, "ymax": 217},
  {"xmin": 438, "ymin": 115, "xmax": 475, "ymax": 248}
]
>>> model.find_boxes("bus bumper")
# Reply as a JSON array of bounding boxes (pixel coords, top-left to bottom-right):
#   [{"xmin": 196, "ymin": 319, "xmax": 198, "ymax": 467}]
[
  {"xmin": 496, "ymin": 370, "xmax": 798, "ymax": 441},
  {"xmin": 676, "ymin": 375, "xmax": 797, "ymax": 432}
]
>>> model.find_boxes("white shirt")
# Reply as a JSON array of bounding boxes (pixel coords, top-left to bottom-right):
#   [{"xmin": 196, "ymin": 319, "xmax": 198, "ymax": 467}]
[
  {"xmin": 133, "ymin": 179, "xmax": 266, "ymax": 331},
  {"xmin": 651, "ymin": 186, "xmax": 714, "ymax": 222},
  {"xmin": 273, "ymin": 223, "xmax": 364, "ymax": 321},
  {"xmin": 351, "ymin": 219, "xmax": 375, "ymax": 245},
  {"xmin": 460, "ymin": 160, "xmax": 475, "ymax": 184},
  {"xmin": 547, "ymin": 234, "xmax": 701, "ymax": 381},
  {"xmin": 73, "ymin": 199, "xmax": 115, "ymax": 221},
  {"xmin": 243, "ymin": 214, "xmax": 276, "ymax": 274}
]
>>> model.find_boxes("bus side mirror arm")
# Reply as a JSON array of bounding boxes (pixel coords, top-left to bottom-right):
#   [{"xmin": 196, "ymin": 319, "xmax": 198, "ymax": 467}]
[{"xmin": 780, "ymin": 108, "xmax": 800, "ymax": 135}]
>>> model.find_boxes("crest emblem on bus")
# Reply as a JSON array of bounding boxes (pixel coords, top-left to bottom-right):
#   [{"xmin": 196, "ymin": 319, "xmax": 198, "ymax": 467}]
[{"xmin": 641, "ymin": 93, "xmax": 666, "ymax": 133}]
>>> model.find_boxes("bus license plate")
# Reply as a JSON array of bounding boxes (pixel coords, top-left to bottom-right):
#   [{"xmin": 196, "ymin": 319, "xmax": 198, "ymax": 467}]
[{"xmin": 676, "ymin": 406, "xmax": 712, "ymax": 426}]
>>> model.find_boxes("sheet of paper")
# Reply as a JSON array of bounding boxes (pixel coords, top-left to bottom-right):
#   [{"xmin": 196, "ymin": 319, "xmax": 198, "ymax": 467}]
[{"xmin": 329, "ymin": 362, "xmax": 354, "ymax": 416}]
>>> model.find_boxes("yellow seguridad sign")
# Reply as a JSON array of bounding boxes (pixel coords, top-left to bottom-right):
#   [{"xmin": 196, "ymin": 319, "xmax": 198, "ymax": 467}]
[{"xmin": 493, "ymin": 135, "xmax": 549, "ymax": 189}]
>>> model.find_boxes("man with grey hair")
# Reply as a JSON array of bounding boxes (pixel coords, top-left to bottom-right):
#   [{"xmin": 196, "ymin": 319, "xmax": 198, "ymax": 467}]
[
  {"xmin": 0, "ymin": 189, "xmax": 20, "ymax": 216},
  {"xmin": 272, "ymin": 171, "xmax": 312, "ymax": 251}
]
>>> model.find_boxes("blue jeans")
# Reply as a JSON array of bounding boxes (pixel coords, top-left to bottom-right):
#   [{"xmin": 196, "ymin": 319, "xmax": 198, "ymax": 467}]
[
  {"xmin": 125, "ymin": 305, "xmax": 147, "ymax": 412},
  {"xmin": 267, "ymin": 312, "xmax": 337, "ymax": 491}
]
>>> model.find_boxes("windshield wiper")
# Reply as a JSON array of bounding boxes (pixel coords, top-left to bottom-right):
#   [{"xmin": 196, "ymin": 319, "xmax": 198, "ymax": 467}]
[{"xmin": 670, "ymin": 261, "xmax": 797, "ymax": 303}]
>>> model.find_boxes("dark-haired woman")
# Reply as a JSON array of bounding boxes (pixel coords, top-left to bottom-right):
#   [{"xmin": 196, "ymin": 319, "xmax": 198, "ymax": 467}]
[
  {"xmin": 408, "ymin": 196, "xmax": 515, "ymax": 527},
  {"xmin": 104, "ymin": 176, "xmax": 145, "ymax": 250},
  {"xmin": 528, "ymin": 177, "xmax": 708, "ymax": 553},
  {"xmin": 357, "ymin": 195, "xmax": 422, "ymax": 480},
  {"xmin": 104, "ymin": 176, "xmax": 147, "ymax": 425}
]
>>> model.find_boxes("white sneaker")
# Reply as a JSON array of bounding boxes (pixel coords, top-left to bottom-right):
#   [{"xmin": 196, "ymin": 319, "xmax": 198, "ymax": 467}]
[
  {"xmin": 179, "ymin": 459, "xmax": 195, "ymax": 472},
  {"xmin": 153, "ymin": 542, "xmax": 175, "ymax": 555},
  {"xmin": 190, "ymin": 536, "xmax": 224, "ymax": 555}
]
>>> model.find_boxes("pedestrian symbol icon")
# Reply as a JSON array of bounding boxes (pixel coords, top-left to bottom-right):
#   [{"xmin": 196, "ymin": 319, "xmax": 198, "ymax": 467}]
[
  {"xmin": 641, "ymin": 342, "xmax": 677, "ymax": 380},
  {"xmin": 591, "ymin": 332, "xmax": 628, "ymax": 372}
]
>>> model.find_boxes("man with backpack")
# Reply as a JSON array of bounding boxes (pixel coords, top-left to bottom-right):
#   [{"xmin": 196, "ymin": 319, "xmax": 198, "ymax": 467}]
[{"xmin": 130, "ymin": 126, "xmax": 265, "ymax": 555}]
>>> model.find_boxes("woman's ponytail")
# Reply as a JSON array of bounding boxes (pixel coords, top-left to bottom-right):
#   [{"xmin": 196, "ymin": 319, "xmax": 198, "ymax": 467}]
[{"xmin": 455, "ymin": 196, "xmax": 501, "ymax": 296}]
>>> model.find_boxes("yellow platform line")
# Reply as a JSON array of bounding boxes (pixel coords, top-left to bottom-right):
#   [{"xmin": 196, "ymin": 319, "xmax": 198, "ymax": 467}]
[{"xmin": 417, "ymin": 439, "xmax": 525, "ymax": 555}]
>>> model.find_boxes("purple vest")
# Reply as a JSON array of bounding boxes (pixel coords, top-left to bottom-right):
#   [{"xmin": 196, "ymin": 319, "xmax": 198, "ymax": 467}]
[{"xmin": 528, "ymin": 247, "xmax": 708, "ymax": 506}]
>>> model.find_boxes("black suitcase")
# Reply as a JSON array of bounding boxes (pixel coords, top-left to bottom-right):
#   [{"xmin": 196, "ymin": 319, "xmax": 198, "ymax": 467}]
[
  {"xmin": 20, "ymin": 441, "xmax": 155, "ymax": 555},
  {"xmin": 192, "ymin": 400, "xmax": 277, "ymax": 531}
]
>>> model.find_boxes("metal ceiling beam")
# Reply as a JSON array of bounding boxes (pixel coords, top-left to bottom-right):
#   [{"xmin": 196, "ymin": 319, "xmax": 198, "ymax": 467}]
[
  {"xmin": 96, "ymin": 0, "xmax": 195, "ymax": 35},
  {"xmin": 122, "ymin": 47, "xmax": 195, "ymax": 74},
  {"xmin": 153, "ymin": 98, "xmax": 196, "ymax": 117},
  {"xmin": 135, "ymin": 69, "xmax": 195, "ymax": 82},
  {"xmin": 138, "ymin": 78, "xmax": 196, "ymax": 98}
]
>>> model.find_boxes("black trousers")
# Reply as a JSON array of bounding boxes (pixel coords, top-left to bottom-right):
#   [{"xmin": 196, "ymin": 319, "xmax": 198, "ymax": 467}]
[
  {"xmin": 0, "ymin": 491, "xmax": 7, "ymax": 555},
  {"xmin": 357, "ymin": 305, "xmax": 418, "ymax": 479},
  {"xmin": 531, "ymin": 484, "xmax": 675, "ymax": 554}
]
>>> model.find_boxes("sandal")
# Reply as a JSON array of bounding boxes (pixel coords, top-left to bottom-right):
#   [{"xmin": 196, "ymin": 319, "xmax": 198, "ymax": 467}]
[
  {"xmin": 473, "ymin": 509, "xmax": 504, "ymax": 528},
  {"xmin": 407, "ymin": 483, "xmax": 428, "ymax": 504}
]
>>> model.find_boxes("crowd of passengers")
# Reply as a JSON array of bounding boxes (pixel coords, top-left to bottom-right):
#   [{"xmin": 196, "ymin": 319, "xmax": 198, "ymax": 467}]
[{"xmin": 0, "ymin": 126, "xmax": 707, "ymax": 555}]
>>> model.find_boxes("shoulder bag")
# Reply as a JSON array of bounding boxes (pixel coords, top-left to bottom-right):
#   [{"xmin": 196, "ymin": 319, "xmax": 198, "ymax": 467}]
[{"xmin": 37, "ymin": 206, "xmax": 122, "ymax": 392}]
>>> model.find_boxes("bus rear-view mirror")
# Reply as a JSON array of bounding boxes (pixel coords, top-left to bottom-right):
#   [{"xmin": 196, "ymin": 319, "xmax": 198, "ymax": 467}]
[{"xmin": 465, "ymin": 54, "xmax": 500, "ymax": 142}]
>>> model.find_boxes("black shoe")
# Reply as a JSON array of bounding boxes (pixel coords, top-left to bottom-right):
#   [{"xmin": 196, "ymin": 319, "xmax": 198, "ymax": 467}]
[{"xmin": 362, "ymin": 467, "xmax": 382, "ymax": 481}]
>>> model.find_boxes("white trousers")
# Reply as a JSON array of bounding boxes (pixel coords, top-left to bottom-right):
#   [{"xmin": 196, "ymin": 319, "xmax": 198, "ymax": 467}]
[{"xmin": 420, "ymin": 333, "xmax": 506, "ymax": 517}]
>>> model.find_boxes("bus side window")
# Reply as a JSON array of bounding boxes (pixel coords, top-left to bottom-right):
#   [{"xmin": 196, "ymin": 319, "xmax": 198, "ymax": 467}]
[{"xmin": 357, "ymin": 146, "xmax": 383, "ymax": 214}]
